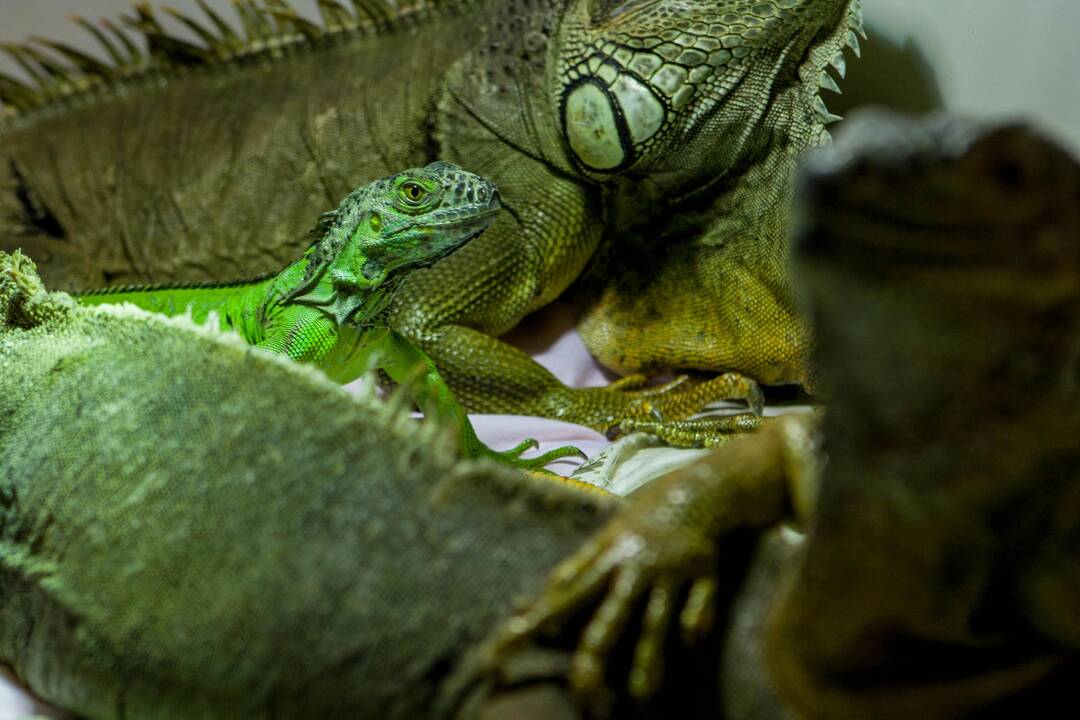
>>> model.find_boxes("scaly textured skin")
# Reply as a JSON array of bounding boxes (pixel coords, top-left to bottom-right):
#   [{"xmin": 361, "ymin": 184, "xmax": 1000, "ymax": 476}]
[
  {"xmin": 75, "ymin": 162, "xmax": 580, "ymax": 469},
  {"xmin": 0, "ymin": 0, "xmax": 862, "ymax": 434},
  {"xmin": 488, "ymin": 114, "xmax": 1080, "ymax": 716},
  {"xmin": 0, "ymin": 248, "xmax": 615, "ymax": 720}
]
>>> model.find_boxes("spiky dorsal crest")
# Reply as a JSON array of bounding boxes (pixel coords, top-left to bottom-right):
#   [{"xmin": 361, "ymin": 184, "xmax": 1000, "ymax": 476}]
[
  {"xmin": 797, "ymin": 0, "xmax": 865, "ymax": 145},
  {"xmin": 0, "ymin": 0, "xmax": 470, "ymax": 118}
]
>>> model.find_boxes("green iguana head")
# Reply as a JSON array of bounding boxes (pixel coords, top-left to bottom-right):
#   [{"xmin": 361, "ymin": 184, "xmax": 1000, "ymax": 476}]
[
  {"xmin": 331, "ymin": 161, "xmax": 500, "ymax": 286},
  {"xmin": 297, "ymin": 162, "xmax": 500, "ymax": 297},
  {"xmin": 557, "ymin": 0, "xmax": 863, "ymax": 178}
]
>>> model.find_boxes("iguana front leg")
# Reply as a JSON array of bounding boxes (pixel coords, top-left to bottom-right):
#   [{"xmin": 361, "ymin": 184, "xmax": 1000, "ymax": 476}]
[
  {"xmin": 258, "ymin": 311, "xmax": 583, "ymax": 469},
  {"xmin": 359, "ymin": 328, "xmax": 584, "ymax": 470},
  {"xmin": 391, "ymin": 153, "xmax": 763, "ymax": 437}
]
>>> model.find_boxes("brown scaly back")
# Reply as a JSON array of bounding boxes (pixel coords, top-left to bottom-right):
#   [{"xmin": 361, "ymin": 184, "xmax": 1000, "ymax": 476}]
[{"xmin": 0, "ymin": 0, "xmax": 469, "ymax": 118}]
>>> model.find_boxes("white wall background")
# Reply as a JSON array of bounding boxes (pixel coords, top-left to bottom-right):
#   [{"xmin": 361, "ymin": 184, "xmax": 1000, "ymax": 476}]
[
  {"xmin": 842, "ymin": 0, "xmax": 1080, "ymax": 153},
  {"xmin": 2, "ymin": 0, "xmax": 1079, "ymax": 151}
]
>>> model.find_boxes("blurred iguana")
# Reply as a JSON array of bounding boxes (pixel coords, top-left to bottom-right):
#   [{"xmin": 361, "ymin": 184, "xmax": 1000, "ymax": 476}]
[
  {"xmin": 76, "ymin": 160, "xmax": 581, "ymax": 469},
  {"xmin": 0, "ymin": 0, "xmax": 863, "ymax": 434},
  {"xmin": 490, "ymin": 113, "xmax": 1080, "ymax": 717}
]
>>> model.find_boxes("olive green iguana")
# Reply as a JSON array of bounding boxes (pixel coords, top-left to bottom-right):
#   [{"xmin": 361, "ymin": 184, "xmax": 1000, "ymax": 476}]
[
  {"xmin": 0, "ymin": 0, "xmax": 863, "ymax": 438},
  {"xmin": 488, "ymin": 113, "xmax": 1080, "ymax": 717},
  {"xmin": 75, "ymin": 160, "xmax": 581, "ymax": 470}
]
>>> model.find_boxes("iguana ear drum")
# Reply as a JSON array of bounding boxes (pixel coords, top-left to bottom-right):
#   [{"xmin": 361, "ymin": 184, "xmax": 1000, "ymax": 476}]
[
  {"xmin": 562, "ymin": 70, "xmax": 670, "ymax": 172},
  {"xmin": 563, "ymin": 79, "xmax": 631, "ymax": 171}
]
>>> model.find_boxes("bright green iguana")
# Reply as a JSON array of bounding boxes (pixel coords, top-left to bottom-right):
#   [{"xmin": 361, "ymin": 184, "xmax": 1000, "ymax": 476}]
[
  {"xmin": 0, "ymin": 0, "xmax": 862, "ymax": 436},
  {"xmin": 76, "ymin": 161, "xmax": 580, "ymax": 470}
]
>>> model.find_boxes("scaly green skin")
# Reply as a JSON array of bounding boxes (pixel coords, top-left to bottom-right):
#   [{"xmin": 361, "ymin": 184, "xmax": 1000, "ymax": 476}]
[
  {"xmin": 77, "ymin": 162, "xmax": 580, "ymax": 470},
  {"xmin": 490, "ymin": 115, "xmax": 1080, "ymax": 716},
  {"xmin": 0, "ymin": 248, "xmax": 615, "ymax": 719},
  {"xmin": 0, "ymin": 0, "xmax": 862, "ymax": 435}
]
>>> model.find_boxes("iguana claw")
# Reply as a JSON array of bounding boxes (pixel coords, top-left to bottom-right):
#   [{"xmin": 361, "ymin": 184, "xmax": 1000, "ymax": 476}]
[
  {"xmin": 485, "ymin": 418, "xmax": 807, "ymax": 711},
  {"xmin": 490, "ymin": 439, "xmax": 588, "ymax": 472},
  {"xmin": 600, "ymin": 371, "xmax": 765, "ymax": 443},
  {"xmin": 485, "ymin": 462, "xmax": 721, "ymax": 709},
  {"xmin": 620, "ymin": 414, "xmax": 770, "ymax": 448}
]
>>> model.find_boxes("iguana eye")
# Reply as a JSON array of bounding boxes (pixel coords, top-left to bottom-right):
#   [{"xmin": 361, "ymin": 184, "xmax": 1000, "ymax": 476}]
[{"xmin": 401, "ymin": 182, "xmax": 426, "ymax": 204}]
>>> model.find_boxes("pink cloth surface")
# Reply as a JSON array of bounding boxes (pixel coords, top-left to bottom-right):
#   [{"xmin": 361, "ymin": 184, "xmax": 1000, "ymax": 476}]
[{"xmin": 499, "ymin": 300, "xmax": 615, "ymax": 389}]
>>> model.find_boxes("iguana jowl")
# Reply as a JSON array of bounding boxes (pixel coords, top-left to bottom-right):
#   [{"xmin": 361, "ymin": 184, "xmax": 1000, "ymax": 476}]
[
  {"xmin": 0, "ymin": 0, "xmax": 863, "ymax": 433},
  {"xmin": 76, "ymin": 161, "xmax": 581, "ymax": 469}
]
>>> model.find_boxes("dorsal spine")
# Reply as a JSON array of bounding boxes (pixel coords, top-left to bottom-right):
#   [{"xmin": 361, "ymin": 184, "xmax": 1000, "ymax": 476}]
[
  {"xmin": 1, "ymin": 0, "xmax": 476, "ymax": 119},
  {"xmin": 75, "ymin": 271, "xmax": 277, "ymax": 297}
]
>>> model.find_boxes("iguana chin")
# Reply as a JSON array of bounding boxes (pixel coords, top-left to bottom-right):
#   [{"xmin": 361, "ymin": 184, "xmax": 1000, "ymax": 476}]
[
  {"xmin": 487, "ymin": 112, "xmax": 1080, "ymax": 716},
  {"xmin": 0, "ymin": 0, "xmax": 862, "ymax": 437},
  {"xmin": 78, "ymin": 161, "xmax": 581, "ymax": 470}
]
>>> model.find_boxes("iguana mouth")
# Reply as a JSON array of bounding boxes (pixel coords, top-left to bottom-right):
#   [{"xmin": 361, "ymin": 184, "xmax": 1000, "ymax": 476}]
[
  {"xmin": 382, "ymin": 213, "xmax": 499, "ymax": 277},
  {"xmin": 422, "ymin": 205, "xmax": 502, "ymax": 228},
  {"xmin": 392, "ymin": 194, "xmax": 502, "ymax": 237}
]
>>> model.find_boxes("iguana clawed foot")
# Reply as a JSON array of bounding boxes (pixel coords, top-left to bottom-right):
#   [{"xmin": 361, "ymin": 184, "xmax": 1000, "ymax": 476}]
[
  {"xmin": 614, "ymin": 414, "xmax": 770, "ymax": 448},
  {"xmin": 594, "ymin": 371, "xmax": 766, "ymax": 448},
  {"xmin": 622, "ymin": 371, "xmax": 764, "ymax": 418},
  {"xmin": 485, "ymin": 464, "xmax": 724, "ymax": 715},
  {"xmin": 557, "ymin": 370, "xmax": 764, "ymax": 438},
  {"xmin": 486, "ymin": 438, "xmax": 588, "ymax": 472},
  {"xmin": 485, "ymin": 419, "xmax": 809, "ymax": 714}
]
